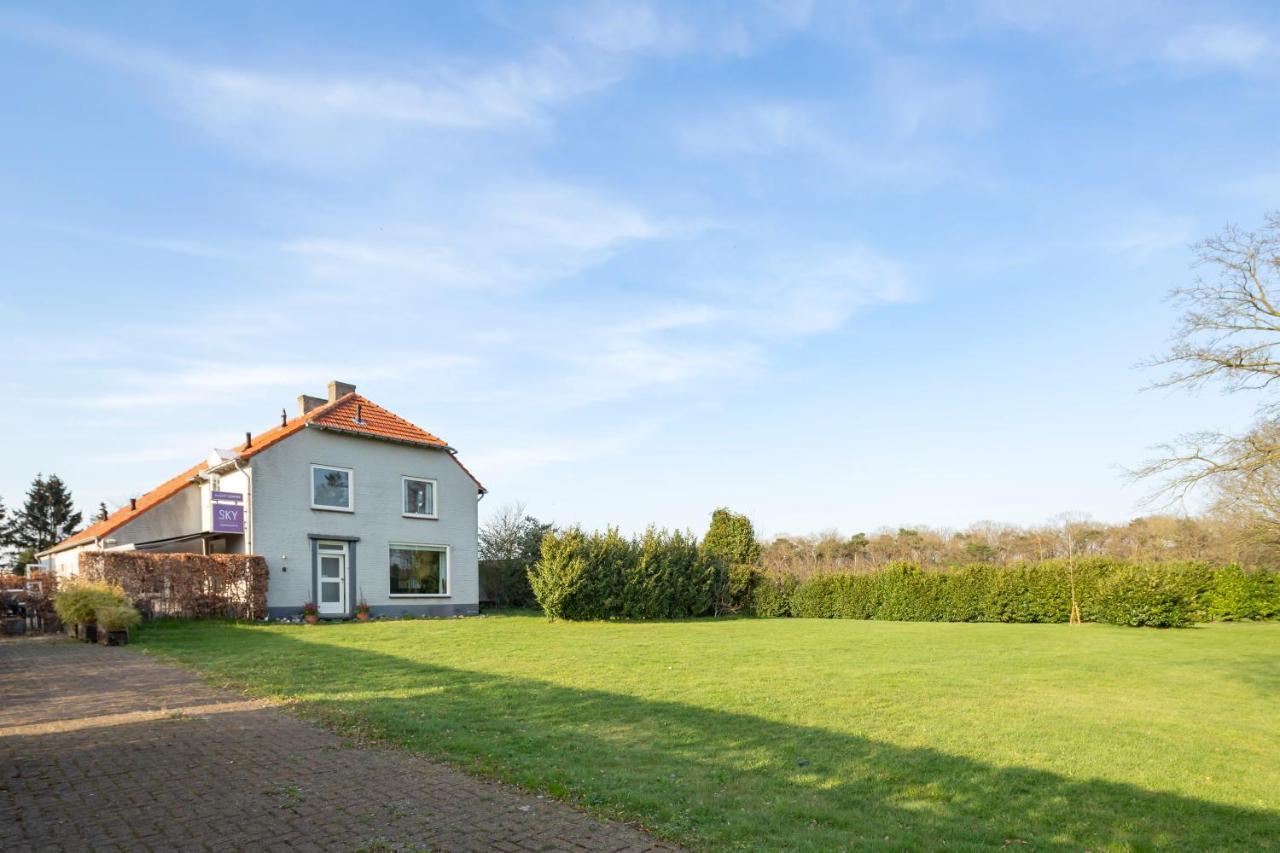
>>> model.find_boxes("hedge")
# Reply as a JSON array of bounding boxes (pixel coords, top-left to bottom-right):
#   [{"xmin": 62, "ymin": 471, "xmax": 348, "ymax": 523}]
[
  {"xmin": 771, "ymin": 559, "xmax": 1278, "ymax": 627},
  {"xmin": 529, "ymin": 527, "xmax": 719, "ymax": 620},
  {"xmin": 528, "ymin": 526, "xmax": 1279, "ymax": 628},
  {"xmin": 79, "ymin": 551, "xmax": 268, "ymax": 619}
]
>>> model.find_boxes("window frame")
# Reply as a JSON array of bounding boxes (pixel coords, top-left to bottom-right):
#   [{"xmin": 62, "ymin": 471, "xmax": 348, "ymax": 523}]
[
  {"xmin": 401, "ymin": 476, "xmax": 439, "ymax": 520},
  {"xmin": 387, "ymin": 542, "xmax": 450, "ymax": 598},
  {"xmin": 310, "ymin": 463, "xmax": 355, "ymax": 513}
]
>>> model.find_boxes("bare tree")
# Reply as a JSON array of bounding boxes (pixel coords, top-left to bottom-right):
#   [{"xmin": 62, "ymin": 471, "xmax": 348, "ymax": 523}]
[
  {"xmin": 1138, "ymin": 212, "xmax": 1280, "ymax": 511},
  {"xmin": 479, "ymin": 501, "xmax": 530, "ymax": 562}
]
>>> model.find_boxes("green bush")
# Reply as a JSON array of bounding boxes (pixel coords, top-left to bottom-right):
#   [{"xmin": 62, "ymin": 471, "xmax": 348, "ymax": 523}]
[
  {"xmin": 1093, "ymin": 565, "xmax": 1194, "ymax": 628},
  {"xmin": 529, "ymin": 527, "xmax": 720, "ymax": 621},
  {"xmin": 778, "ymin": 561, "xmax": 1276, "ymax": 628},
  {"xmin": 1200, "ymin": 565, "xmax": 1280, "ymax": 621},
  {"xmin": 95, "ymin": 604, "xmax": 142, "ymax": 632},
  {"xmin": 53, "ymin": 581, "xmax": 128, "ymax": 626},
  {"xmin": 749, "ymin": 571, "xmax": 797, "ymax": 617},
  {"xmin": 531, "ymin": 528, "xmax": 1278, "ymax": 628},
  {"xmin": 479, "ymin": 559, "xmax": 536, "ymax": 607}
]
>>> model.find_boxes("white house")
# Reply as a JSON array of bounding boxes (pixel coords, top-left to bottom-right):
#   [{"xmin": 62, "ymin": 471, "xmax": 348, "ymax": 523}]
[{"xmin": 38, "ymin": 381, "xmax": 486, "ymax": 617}]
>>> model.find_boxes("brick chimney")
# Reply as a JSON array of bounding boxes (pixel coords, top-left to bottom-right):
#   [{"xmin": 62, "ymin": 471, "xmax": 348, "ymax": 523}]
[
  {"xmin": 297, "ymin": 394, "xmax": 326, "ymax": 417},
  {"xmin": 327, "ymin": 380, "xmax": 356, "ymax": 402}
]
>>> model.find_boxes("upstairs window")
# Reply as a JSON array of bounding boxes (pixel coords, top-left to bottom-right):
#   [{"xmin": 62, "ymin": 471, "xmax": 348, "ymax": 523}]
[
  {"xmin": 402, "ymin": 477, "xmax": 437, "ymax": 518},
  {"xmin": 311, "ymin": 464, "xmax": 353, "ymax": 511}
]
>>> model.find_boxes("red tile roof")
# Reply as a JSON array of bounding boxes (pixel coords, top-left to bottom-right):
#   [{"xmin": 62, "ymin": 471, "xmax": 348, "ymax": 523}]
[{"xmin": 43, "ymin": 393, "xmax": 484, "ymax": 554}]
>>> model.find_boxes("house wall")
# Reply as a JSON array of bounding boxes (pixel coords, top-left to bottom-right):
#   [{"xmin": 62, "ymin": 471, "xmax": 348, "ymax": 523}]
[
  {"xmin": 199, "ymin": 466, "xmax": 250, "ymax": 555},
  {"xmin": 111, "ymin": 485, "xmax": 203, "ymax": 546},
  {"xmin": 248, "ymin": 427, "xmax": 480, "ymax": 617},
  {"xmin": 48, "ymin": 546, "xmax": 84, "ymax": 578}
]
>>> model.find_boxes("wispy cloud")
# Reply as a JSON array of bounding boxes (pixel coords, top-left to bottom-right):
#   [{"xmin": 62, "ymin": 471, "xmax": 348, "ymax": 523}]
[
  {"xmin": 970, "ymin": 0, "xmax": 1276, "ymax": 77},
  {"xmin": 673, "ymin": 99, "xmax": 966, "ymax": 187},
  {"xmin": 475, "ymin": 417, "xmax": 671, "ymax": 476},
  {"xmin": 283, "ymin": 182, "xmax": 661, "ymax": 294},
  {"xmin": 1162, "ymin": 24, "xmax": 1269, "ymax": 73}
]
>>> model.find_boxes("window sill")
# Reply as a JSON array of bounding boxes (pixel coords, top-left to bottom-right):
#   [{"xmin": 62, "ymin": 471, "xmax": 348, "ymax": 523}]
[
  {"xmin": 388, "ymin": 593, "xmax": 450, "ymax": 598},
  {"xmin": 311, "ymin": 505, "xmax": 354, "ymax": 513},
  {"xmin": 402, "ymin": 513, "xmax": 439, "ymax": 520}
]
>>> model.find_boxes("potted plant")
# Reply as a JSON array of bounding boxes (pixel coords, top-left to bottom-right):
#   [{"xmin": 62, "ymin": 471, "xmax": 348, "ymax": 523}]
[
  {"xmin": 302, "ymin": 602, "xmax": 319, "ymax": 624},
  {"xmin": 53, "ymin": 581, "xmax": 126, "ymax": 644},
  {"xmin": 95, "ymin": 604, "xmax": 141, "ymax": 646},
  {"xmin": 355, "ymin": 598, "xmax": 371, "ymax": 621}
]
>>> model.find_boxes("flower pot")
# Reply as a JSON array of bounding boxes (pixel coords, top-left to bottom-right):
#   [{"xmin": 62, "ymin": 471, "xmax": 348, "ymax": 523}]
[
  {"xmin": 356, "ymin": 612, "xmax": 370, "ymax": 621},
  {"xmin": 304, "ymin": 614, "xmax": 319, "ymax": 624},
  {"xmin": 83, "ymin": 623, "xmax": 99, "ymax": 644}
]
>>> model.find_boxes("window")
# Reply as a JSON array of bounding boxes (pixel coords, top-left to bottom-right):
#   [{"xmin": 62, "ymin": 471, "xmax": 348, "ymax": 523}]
[
  {"xmin": 402, "ymin": 477, "xmax": 437, "ymax": 518},
  {"xmin": 389, "ymin": 544, "xmax": 448, "ymax": 596},
  {"xmin": 311, "ymin": 464, "xmax": 353, "ymax": 511}
]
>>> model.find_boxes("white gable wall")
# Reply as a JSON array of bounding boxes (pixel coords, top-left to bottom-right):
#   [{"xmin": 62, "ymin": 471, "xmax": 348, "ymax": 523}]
[{"xmin": 248, "ymin": 427, "xmax": 480, "ymax": 616}]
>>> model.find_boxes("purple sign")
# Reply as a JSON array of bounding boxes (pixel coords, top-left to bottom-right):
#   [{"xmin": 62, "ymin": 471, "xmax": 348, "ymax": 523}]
[
  {"xmin": 212, "ymin": 491, "xmax": 243, "ymax": 502},
  {"xmin": 213, "ymin": 504, "xmax": 244, "ymax": 534}
]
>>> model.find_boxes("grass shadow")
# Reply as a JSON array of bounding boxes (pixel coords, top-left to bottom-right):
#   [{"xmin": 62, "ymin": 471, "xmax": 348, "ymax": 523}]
[{"xmin": 140, "ymin": 623, "xmax": 1280, "ymax": 850}]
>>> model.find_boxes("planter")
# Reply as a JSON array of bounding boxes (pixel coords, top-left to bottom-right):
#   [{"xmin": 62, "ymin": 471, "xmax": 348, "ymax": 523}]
[
  {"xmin": 356, "ymin": 612, "xmax": 370, "ymax": 621},
  {"xmin": 98, "ymin": 629, "xmax": 130, "ymax": 646},
  {"xmin": 82, "ymin": 623, "xmax": 99, "ymax": 644},
  {"xmin": 304, "ymin": 614, "xmax": 319, "ymax": 625}
]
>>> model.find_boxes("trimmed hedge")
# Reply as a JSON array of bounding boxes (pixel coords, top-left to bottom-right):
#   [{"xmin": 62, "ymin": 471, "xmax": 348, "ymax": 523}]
[
  {"xmin": 529, "ymin": 527, "xmax": 719, "ymax": 620},
  {"xmin": 530, "ymin": 524, "xmax": 1280, "ymax": 628},
  {"xmin": 771, "ymin": 560, "xmax": 1278, "ymax": 627}
]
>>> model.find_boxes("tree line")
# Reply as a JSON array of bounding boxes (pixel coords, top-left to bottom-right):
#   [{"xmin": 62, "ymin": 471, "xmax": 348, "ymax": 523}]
[{"xmin": 761, "ymin": 514, "xmax": 1268, "ymax": 579}]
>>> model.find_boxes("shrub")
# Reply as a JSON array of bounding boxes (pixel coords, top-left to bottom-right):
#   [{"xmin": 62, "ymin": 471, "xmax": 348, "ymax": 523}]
[
  {"xmin": 530, "ymin": 527, "xmax": 722, "ymax": 621},
  {"xmin": 479, "ymin": 559, "xmax": 536, "ymax": 607},
  {"xmin": 1200, "ymin": 565, "xmax": 1280, "ymax": 621},
  {"xmin": 716, "ymin": 563, "xmax": 759, "ymax": 613},
  {"xmin": 53, "ymin": 581, "xmax": 128, "ymax": 627},
  {"xmin": 701, "ymin": 508, "xmax": 761, "ymax": 567},
  {"xmin": 749, "ymin": 571, "xmax": 797, "ymax": 617},
  {"xmin": 775, "ymin": 560, "xmax": 1275, "ymax": 628},
  {"xmin": 95, "ymin": 604, "xmax": 142, "ymax": 632},
  {"xmin": 79, "ymin": 551, "xmax": 267, "ymax": 619},
  {"xmin": 1093, "ymin": 565, "xmax": 1194, "ymax": 628}
]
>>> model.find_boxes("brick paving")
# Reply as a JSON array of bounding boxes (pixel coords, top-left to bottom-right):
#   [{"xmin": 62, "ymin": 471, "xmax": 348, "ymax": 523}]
[{"xmin": 0, "ymin": 638, "xmax": 674, "ymax": 852}]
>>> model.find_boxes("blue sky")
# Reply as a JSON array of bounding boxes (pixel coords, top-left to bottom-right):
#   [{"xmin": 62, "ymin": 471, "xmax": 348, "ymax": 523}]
[{"xmin": 1, "ymin": 1, "xmax": 1276, "ymax": 538}]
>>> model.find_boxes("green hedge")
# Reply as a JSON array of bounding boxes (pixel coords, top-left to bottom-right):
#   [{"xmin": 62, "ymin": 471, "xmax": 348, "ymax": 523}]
[
  {"xmin": 529, "ymin": 527, "xmax": 719, "ymax": 620},
  {"xmin": 531, "ymin": 530, "xmax": 1280, "ymax": 627},
  {"xmin": 772, "ymin": 560, "xmax": 1279, "ymax": 627}
]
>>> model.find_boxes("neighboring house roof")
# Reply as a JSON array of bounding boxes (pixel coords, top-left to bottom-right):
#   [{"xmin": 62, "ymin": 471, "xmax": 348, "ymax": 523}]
[{"xmin": 40, "ymin": 392, "xmax": 484, "ymax": 555}]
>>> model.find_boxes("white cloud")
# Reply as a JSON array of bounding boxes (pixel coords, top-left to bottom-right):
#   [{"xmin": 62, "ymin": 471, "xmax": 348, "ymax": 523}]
[
  {"xmin": 1163, "ymin": 25, "xmax": 1269, "ymax": 73},
  {"xmin": 674, "ymin": 99, "xmax": 962, "ymax": 187},
  {"xmin": 970, "ymin": 0, "xmax": 1275, "ymax": 77},
  {"xmin": 283, "ymin": 182, "xmax": 661, "ymax": 294},
  {"xmin": 719, "ymin": 246, "xmax": 911, "ymax": 336},
  {"xmin": 874, "ymin": 59, "xmax": 995, "ymax": 137},
  {"xmin": 475, "ymin": 417, "xmax": 670, "ymax": 476}
]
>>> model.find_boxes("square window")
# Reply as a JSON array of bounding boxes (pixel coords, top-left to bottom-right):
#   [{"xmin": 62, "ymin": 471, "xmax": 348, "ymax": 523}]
[
  {"xmin": 389, "ymin": 544, "xmax": 448, "ymax": 596},
  {"xmin": 403, "ymin": 477, "xmax": 436, "ymax": 518},
  {"xmin": 311, "ymin": 465, "xmax": 353, "ymax": 511}
]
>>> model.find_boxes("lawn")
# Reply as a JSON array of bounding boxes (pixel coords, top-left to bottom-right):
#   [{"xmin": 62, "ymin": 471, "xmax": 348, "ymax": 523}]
[{"xmin": 137, "ymin": 616, "xmax": 1280, "ymax": 850}]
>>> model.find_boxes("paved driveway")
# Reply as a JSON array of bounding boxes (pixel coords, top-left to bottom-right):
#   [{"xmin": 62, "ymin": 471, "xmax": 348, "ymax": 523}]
[{"xmin": 0, "ymin": 638, "xmax": 672, "ymax": 852}]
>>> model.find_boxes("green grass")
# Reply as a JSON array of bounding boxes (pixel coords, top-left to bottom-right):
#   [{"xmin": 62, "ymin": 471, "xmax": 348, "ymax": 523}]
[{"xmin": 136, "ymin": 616, "xmax": 1280, "ymax": 850}]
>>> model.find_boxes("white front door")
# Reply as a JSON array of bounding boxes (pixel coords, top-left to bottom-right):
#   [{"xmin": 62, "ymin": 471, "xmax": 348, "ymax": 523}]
[{"xmin": 317, "ymin": 542, "xmax": 348, "ymax": 616}]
